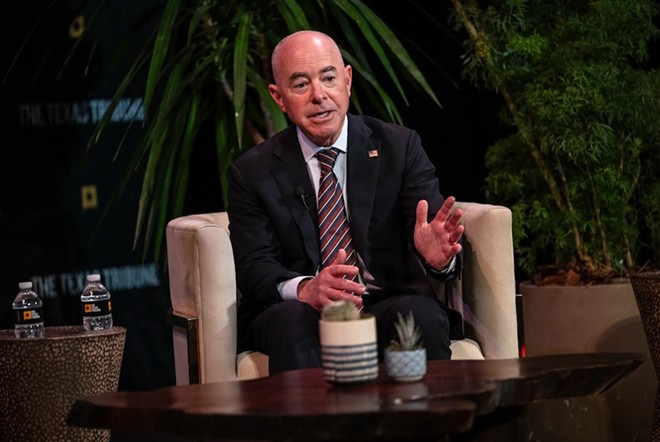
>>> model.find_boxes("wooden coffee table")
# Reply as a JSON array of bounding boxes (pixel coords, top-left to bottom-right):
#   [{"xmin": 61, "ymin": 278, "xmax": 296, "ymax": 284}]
[{"xmin": 68, "ymin": 353, "xmax": 643, "ymax": 441}]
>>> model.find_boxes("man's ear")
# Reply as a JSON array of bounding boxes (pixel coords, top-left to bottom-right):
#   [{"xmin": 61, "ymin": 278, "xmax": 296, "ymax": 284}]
[
  {"xmin": 268, "ymin": 84, "xmax": 287, "ymax": 113},
  {"xmin": 344, "ymin": 64, "xmax": 353, "ymax": 97}
]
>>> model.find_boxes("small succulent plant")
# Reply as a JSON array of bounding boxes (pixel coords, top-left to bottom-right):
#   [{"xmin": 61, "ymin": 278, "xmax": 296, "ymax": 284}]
[
  {"xmin": 387, "ymin": 311, "xmax": 423, "ymax": 351},
  {"xmin": 321, "ymin": 300, "xmax": 361, "ymax": 321}
]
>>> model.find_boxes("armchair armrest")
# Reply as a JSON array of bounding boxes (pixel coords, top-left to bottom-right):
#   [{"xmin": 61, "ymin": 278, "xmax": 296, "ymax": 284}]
[
  {"xmin": 452, "ymin": 202, "xmax": 519, "ymax": 359},
  {"xmin": 166, "ymin": 213, "xmax": 240, "ymax": 383}
]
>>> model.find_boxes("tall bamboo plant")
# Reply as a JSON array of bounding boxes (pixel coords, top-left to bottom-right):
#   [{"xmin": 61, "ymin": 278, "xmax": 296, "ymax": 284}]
[
  {"xmin": 450, "ymin": 0, "xmax": 660, "ymax": 284},
  {"xmin": 78, "ymin": 0, "xmax": 443, "ymax": 260}
]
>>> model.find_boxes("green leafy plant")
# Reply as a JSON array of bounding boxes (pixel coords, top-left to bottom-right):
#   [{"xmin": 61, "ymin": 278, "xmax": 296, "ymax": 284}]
[
  {"xmin": 451, "ymin": 0, "xmax": 660, "ymax": 284},
  {"xmin": 76, "ymin": 0, "xmax": 445, "ymax": 260},
  {"xmin": 387, "ymin": 311, "xmax": 423, "ymax": 351},
  {"xmin": 321, "ymin": 300, "xmax": 362, "ymax": 321}
]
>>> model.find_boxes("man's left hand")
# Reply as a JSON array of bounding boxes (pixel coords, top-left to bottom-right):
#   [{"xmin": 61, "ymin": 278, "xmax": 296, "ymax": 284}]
[{"xmin": 414, "ymin": 196, "xmax": 464, "ymax": 270}]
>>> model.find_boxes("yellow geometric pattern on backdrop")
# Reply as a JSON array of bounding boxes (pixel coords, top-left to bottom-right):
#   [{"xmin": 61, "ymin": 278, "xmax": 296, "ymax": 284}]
[{"xmin": 81, "ymin": 185, "xmax": 98, "ymax": 210}]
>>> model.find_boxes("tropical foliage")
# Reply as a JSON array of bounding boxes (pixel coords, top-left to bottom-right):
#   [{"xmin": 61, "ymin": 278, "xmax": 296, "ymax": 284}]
[
  {"xmin": 80, "ymin": 0, "xmax": 443, "ymax": 259},
  {"xmin": 451, "ymin": 0, "xmax": 660, "ymax": 284}
]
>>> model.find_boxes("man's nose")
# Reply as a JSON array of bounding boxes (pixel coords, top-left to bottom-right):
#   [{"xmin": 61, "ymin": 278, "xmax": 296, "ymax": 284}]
[{"xmin": 310, "ymin": 81, "xmax": 327, "ymax": 102}]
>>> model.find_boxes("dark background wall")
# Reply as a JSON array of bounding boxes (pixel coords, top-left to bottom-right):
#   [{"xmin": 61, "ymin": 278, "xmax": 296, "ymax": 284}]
[
  {"xmin": 0, "ymin": 0, "xmax": 174, "ymax": 391},
  {"xmin": 0, "ymin": 1, "xmax": 504, "ymax": 392},
  {"xmin": 367, "ymin": 2, "xmax": 507, "ymax": 203}
]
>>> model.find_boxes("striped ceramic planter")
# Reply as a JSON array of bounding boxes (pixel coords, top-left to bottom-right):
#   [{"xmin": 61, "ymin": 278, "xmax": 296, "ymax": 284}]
[{"xmin": 319, "ymin": 316, "xmax": 378, "ymax": 385}]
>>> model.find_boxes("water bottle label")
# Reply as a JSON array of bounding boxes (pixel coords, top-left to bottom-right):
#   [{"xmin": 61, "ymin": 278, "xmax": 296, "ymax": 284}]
[
  {"xmin": 15, "ymin": 307, "xmax": 44, "ymax": 325},
  {"xmin": 82, "ymin": 300, "xmax": 112, "ymax": 317}
]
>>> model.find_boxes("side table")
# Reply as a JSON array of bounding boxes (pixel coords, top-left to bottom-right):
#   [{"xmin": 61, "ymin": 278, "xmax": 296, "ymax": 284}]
[{"xmin": 0, "ymin": 325, "xmax": 126, "ymax": 442}]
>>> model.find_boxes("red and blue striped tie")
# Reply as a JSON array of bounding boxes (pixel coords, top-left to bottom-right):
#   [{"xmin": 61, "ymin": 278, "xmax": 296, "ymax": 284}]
[{"xmin": 317, "ymin": 148, "xmax": 356, "ymax": 269}]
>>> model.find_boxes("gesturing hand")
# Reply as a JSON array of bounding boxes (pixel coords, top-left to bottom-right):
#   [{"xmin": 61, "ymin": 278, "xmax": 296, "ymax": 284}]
[
  {"xmin": 297, "ymin": 249, "xmax": 366, "ymax": 312},
  {"xmin": 414, "ymin": 196, "xmax": 464, "ymax": 270}
]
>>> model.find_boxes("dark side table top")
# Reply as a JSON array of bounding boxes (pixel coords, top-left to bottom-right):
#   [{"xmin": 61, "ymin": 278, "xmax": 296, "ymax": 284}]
[
  {"xmin": 68, "ymin": 352, "xmax": 643, "ymax": 442},
  {"xmin": 0, "ymin": 325, "xmax": 126, "ymax": 341}
]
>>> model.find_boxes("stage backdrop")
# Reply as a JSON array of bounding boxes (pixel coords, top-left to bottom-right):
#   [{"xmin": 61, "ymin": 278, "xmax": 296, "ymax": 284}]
[
  {"xmin": 0, "ymin": 0, "xmax": 179, "ymax": 391},
  {"xmin": 0, "ymin": 1, "xmax": 511, "ymax": 392}
]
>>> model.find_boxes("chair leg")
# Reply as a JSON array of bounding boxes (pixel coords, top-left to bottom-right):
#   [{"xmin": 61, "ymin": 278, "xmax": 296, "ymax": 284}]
[{"xmin": 171, "ymin": 310, "xmax": 201, "ymax": 384}]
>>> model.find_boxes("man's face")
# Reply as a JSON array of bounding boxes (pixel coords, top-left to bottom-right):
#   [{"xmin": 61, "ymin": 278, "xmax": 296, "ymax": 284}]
[{"xmin": 269, "ymin": 34, "xmax": 352, "ymax": 147}]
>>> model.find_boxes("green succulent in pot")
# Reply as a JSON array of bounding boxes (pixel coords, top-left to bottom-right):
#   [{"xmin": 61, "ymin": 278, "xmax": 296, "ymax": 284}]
[
  {"xmin": 387, "ymin": 311, "xmax": 423, "ymax": 352},
  {"xmin": 385, "ymin": 311, "xmax": 427, "ymax": 382},
  {"xmin": 320, "ymin": 300, "xmax": 363, "ymax": 321},
  {"xmin": 319, "ymin": 300, "xmax": 378, "ymax": 385}
]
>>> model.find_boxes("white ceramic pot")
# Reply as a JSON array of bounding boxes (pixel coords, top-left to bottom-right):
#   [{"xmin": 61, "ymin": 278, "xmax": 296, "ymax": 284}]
[
  {"xmin": 385, "ymin": 348, "xmax": 427, "ymax": 382},
  {"xmin": 318, "ymin": 316, "xmax": 378, "ymax": 385}
]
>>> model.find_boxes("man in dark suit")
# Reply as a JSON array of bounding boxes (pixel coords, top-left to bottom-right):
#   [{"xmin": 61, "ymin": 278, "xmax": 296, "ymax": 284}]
[{"xmin": 227, "ymin": 30, "xmax": 464, "ymax": 374}]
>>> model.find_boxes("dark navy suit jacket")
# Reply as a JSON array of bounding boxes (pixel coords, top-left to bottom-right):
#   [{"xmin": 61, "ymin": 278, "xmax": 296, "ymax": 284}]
[{"xmin": 227, "ymin": 114, "xmax": 462, "ymax": 341}]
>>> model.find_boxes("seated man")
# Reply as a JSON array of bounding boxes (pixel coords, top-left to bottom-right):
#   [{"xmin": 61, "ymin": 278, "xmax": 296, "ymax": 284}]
[{"xmin": 227, "ymin": 30, "xmax": 464, "ymax": 374}]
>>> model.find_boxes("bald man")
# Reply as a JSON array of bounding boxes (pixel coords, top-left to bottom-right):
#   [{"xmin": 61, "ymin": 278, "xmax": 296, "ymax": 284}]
[{"xmin": 227, "ymin": 30, "xmax": 464, "ymax": 374}]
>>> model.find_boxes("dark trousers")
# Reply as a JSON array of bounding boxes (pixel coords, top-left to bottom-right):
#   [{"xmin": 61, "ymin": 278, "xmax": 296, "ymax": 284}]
[{"xmin": 247, "ymin": 295, "xmax": 452, "ymax": 374}]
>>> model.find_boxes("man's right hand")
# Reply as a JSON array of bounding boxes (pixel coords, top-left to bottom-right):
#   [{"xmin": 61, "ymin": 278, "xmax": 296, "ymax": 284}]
[{"xmin": 296, "ymin": 249, "xmax": 365, "ymax": 311}]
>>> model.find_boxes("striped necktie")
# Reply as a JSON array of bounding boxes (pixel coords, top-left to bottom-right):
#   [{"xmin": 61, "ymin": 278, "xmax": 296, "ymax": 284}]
[{"xmin": 317, "ymin": 148, "xmax": 357, "ymax": 269}]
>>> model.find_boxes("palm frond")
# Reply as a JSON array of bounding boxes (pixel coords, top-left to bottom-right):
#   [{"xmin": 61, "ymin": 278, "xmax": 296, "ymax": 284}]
[{"xmin": 76, "ymin": 0, "xmax": 448, "ymax": 261}]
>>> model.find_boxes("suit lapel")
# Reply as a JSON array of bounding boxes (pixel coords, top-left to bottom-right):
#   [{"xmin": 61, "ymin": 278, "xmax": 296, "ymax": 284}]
[
  {"xmin": 268, "ymin": 118, "xmax": 380, "ymax": 269},
  {"xmin": 346, "ymin": 116, "xmax": 380, "ymax": 260},
  {"xmin": 270, "ymin": 128, "xmax": 320, "ymax": 267}
]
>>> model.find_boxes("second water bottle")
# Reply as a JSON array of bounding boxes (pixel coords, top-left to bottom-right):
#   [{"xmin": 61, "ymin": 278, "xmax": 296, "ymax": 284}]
[{"xmin": 81, "ymin": 274, "xmax": 113, "ymax": 331}]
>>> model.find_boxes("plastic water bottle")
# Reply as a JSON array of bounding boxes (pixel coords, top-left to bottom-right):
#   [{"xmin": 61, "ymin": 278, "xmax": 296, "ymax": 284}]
[
  {"xmin": 81, "ymin": 274, "xmax": 113, "ymax": 331},
  {"xmin": 13, "ymin": 281, "xmax": 45, "ymax": 339}
]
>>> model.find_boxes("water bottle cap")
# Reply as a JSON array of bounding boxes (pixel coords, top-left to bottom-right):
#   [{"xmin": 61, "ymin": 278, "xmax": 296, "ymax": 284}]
[
  {"xmin": 87, "ymin": 274, "xmax": 101, "ymax": 282},
  {"xmin": 18, "ymin": 281, "xmax": 32, "ymax": 290}
]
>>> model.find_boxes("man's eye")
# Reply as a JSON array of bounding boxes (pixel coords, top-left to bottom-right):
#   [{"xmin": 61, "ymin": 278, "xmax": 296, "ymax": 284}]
[{"xmin": 293, "ymin": 81, "xmax": 307, "ymax": 89}]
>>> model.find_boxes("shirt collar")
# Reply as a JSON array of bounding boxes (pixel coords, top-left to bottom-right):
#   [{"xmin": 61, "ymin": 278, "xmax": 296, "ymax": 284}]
[{"xmin": 297, "ymin": 116, "xmax": 348, "ymax": 163}]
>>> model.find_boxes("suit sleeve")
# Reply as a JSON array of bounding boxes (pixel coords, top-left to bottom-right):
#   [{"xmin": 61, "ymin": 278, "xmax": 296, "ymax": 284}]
[
  {"xmin": 401, "ymin": 129, "xmax": 462, "ymax": 282},
  {"xmin": 227, "ymin": 162, "xmax": 299, "ymax": 314}
]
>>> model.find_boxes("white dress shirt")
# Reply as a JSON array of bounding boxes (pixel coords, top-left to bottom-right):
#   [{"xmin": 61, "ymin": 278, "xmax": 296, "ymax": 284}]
[{"xmin": 277, "ymin": 116, "xmax": 454, "ymax": 300}]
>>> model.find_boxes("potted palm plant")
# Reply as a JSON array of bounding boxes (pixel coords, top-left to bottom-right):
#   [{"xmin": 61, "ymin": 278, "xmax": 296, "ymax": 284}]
[
  {"xmin": 319, "ymin": 300, "xmax": 378, "ymax": 385},
  {"xmin": 384, "ymin": 311, "xmax": 427, "ymax": 382},
  {"xmin": 449, "ymin": 1, "xmax": 660, "ymax": 440},
  {"xmin": 78, "ymin": 0, "xmax": 443, "ymax": 260}
]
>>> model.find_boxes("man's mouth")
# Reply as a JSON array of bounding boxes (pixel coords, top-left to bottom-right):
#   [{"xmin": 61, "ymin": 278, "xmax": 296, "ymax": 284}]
[{"xmin": 311, "ymin": 111, "xmax": 331, "ymax": 119}]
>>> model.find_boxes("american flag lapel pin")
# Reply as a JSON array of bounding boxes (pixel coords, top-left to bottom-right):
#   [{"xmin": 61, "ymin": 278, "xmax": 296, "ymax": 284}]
[{"xmin": 368, "ymin": 149, "xmax": 379, "ymax": 158}]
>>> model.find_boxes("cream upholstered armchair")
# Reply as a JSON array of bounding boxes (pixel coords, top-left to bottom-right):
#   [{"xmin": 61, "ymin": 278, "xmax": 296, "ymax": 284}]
[{"xmin": 166, "ymin": 202, "xmax": 519, "ymax": 385}]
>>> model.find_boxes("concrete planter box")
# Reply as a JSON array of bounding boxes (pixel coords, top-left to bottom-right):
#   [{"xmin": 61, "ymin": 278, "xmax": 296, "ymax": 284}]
[{"xmin": 521, "ymin": 280, "xmax": 655, "ymax": 442}]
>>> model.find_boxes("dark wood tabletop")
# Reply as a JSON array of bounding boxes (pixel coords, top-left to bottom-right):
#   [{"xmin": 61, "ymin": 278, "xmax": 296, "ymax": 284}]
[{"xmin": 68, "ymin": 353, "xmax": 643, "ymax": 441}]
